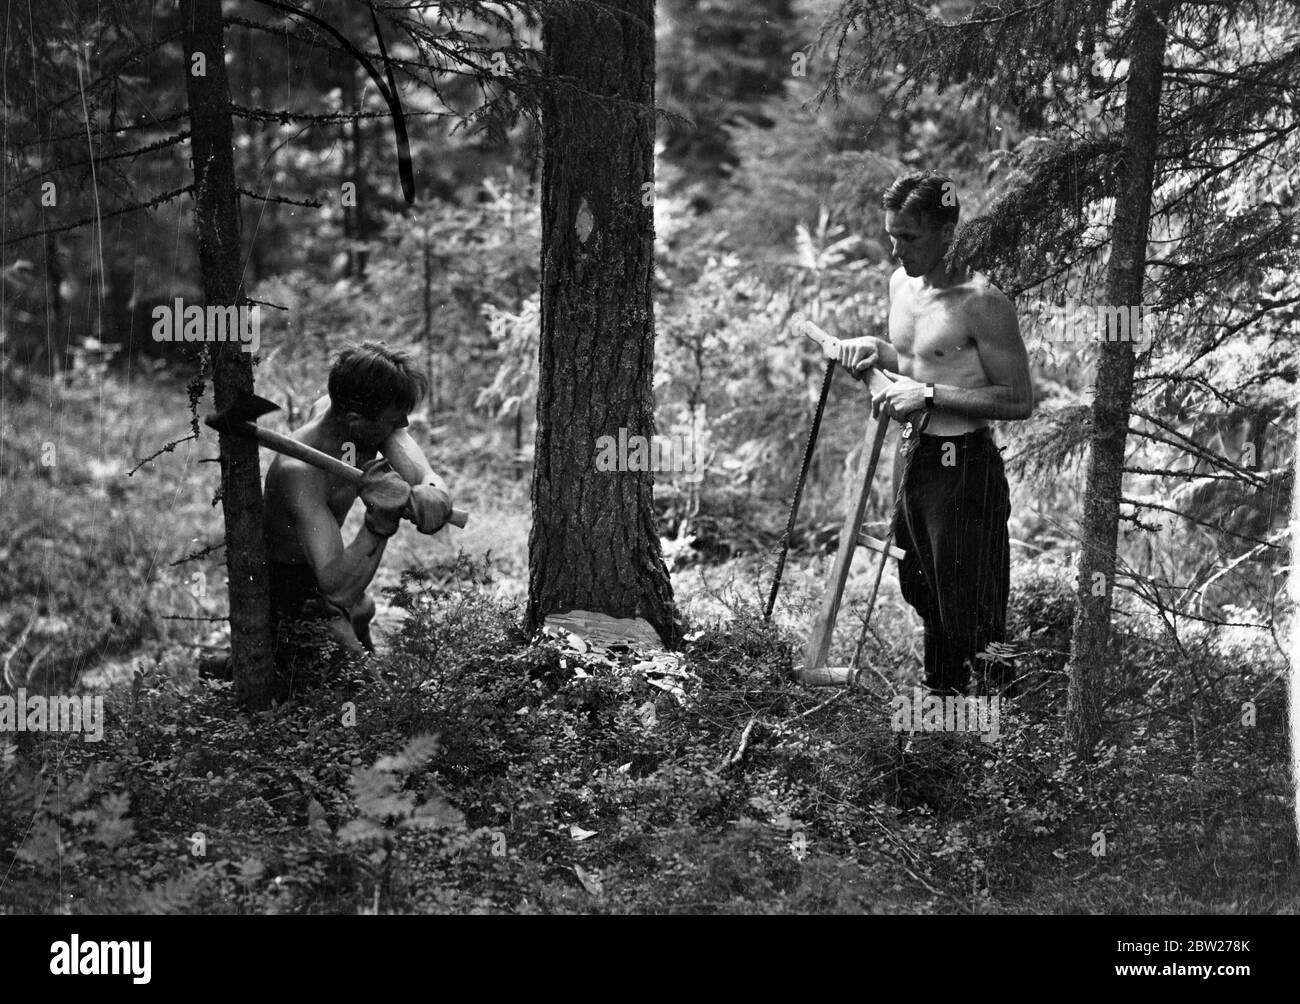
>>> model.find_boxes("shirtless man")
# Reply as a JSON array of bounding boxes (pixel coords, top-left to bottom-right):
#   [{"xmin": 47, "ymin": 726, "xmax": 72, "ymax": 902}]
[
  {"xmin": 837, "ymin": 171, "xmax": 1033, "ymax": 696},
  {"xmin": 262, "ymin": 342, "xmax": 453, "ymax": 675}
]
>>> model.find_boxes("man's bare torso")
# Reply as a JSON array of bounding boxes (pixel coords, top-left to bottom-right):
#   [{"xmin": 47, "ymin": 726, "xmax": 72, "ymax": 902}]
[
  {"xmin": 263, "ymin": 397, "xmax": 381, "ymax": 563},
  {"xmin": 888, "ymin": 268, "xmax": 998, "ymax": 436}
]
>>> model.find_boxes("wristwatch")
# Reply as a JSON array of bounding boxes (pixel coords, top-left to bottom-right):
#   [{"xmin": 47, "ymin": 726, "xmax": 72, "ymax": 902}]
[{"xmin": 924, "ymin": 383, "xmax": 936, "ymax": 410}]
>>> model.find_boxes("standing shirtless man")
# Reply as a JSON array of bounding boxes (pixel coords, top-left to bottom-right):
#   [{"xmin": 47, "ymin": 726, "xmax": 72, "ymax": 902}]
[
  {"xmin": 838, "ymin": 171, "xmax": 1033, "ymax": 696},
  {"xmin": 262, "ymin": 342, "xmax": 453, "ymax": 679}
]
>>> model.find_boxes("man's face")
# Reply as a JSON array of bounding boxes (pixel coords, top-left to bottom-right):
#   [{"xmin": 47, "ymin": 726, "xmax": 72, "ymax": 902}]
[
  {"xmin": 347, "ymin": 403, "xmax": 409, "ymax": 450},
  {"xmin": 884, "ymin": 209, "xmax": 954, "ymax": 277}
]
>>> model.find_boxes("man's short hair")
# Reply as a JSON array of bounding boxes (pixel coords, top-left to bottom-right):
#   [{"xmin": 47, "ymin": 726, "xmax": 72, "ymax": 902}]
[
  {"xmin": 328, "ymin": 341, "xmax": 428, "ymax": 420},
  {"xmin": 882, "ymin": 170, "xmax": 960, "ymax": 229}
]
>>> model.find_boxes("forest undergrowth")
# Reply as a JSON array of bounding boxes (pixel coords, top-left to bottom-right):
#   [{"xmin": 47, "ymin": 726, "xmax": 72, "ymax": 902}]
[{"xmin": 0, "ymin": 361, "xmax": 1294, "ymax": 915}]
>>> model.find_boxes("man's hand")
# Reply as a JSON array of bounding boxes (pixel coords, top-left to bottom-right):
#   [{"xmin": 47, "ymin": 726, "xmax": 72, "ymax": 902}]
[
  {"xmin": 836, "ymin": 336, "xmax": 880, "ymax": 381},
  {"xmin": 408, "ymin": 483, "xmax": 452, "ymax": 535},
  {"xmin": 872, "ymin": 376, "xmax": 927, "ymax": 421},
  {"xmin": 359, "ymin": 458, "xmax": 410, "ymax": 536}
]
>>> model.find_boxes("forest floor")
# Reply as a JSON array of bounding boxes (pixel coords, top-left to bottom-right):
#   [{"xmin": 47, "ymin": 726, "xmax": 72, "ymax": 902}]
[{"xmin": 1, "ymin": 362, "xmax": 1295, "ymax": 914}]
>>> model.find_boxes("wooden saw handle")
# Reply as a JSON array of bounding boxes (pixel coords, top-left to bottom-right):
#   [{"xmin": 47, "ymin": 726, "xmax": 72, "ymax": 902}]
[{"xmin": 790, "ymin": 314, "xmax": 898, "ymax": 386}]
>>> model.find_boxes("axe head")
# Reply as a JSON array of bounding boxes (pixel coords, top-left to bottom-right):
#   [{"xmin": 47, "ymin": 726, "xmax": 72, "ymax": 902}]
[{"xmin": 204, "ymin": 391, "xmax": 281, "ymax": 435}]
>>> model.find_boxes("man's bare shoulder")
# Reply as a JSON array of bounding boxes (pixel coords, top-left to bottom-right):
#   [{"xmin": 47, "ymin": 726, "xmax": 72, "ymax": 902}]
[
  {"xmin": 961, "ymin": 273, "xmax": 1019, "ymax": 328},
  {"xmin": 266, "ymin": 453, "xmax": 328, "ymax": 499},
  {"xmin": 954, "ymin": 270, "xmax": 1004, "ymax": 299}
]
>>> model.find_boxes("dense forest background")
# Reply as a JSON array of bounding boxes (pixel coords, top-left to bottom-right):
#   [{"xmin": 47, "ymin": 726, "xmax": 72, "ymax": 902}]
[{"xmin": 0, "ymin": 0, "xmax": 1295, "ymax": 914}]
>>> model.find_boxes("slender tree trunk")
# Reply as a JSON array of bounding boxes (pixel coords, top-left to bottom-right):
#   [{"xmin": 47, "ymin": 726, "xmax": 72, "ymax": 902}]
[
  {"xmin": 45, "ymin": 236, "xmax": 64, "ymax": 373},
  {"xmin": 528, "ymin": 0, "xmax": 678, "ymax": 645},
  {"xmin": 422, "ymin": 231, "xmax": 435, "ymax": 411},
  {"xmin": 350, "ymin": 68, "xmax": 369, "ymax": 278},
  {"xmin": 341, "ymin": 109, "xmax": 355, "ymax": 278},
  {"xmin": 515, "ymin": 407, "xmax": 523, "ymax": 483},
  {"xmin": 183, "ymin": 0, "xmax": 274, "ymax": 709},
  {"xmin": 1066, "ymin": 0, "xmax": 1169, "ymax": 756},
  {"xmin": 241, "ymin": 25, "xmax": 265, "ymax": 283}
]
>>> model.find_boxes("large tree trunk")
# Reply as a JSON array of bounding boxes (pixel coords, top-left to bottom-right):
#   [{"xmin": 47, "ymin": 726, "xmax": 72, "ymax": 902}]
[
  {"xmin": 183, "ymin": 0, "xmax": 274, "ymax": 709},
  {"xmin": 1289, "ymin": 405, "xmax": 1300, "ymax": 830},
  {"xmin": 528, "ymin": 0, "xmax": 678, "ymax": 645},
  {"xmin": 1066, "ymin": 0, "xmax": 1169, "ymax": 755}
]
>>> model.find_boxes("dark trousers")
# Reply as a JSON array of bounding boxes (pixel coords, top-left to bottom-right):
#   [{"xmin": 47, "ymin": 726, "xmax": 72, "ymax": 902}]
[
  {"xmin": 268, "ymin": 560, "xmax": 331, "ymax": 626},
  {"xmin": 267, "ymin": 560, "xmax": 359, "ymax": 685},
  {"xmin": 891, "ymin": 428, "xmax": 1011, "ymax": 695}
]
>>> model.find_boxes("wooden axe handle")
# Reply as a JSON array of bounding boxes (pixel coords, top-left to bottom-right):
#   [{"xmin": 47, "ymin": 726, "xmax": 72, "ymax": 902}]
[{"xmin": 232, "ymin": 420, "xmax": 469, "ymax": 529}]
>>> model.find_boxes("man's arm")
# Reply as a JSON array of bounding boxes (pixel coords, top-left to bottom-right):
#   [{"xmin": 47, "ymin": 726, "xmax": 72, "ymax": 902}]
[
  {"xmin": 837, "ymin": 335, "xmax": 899, "ymax": 376},
  {"xmin": 835, "ymin": 269, "xmax": 908, "ymax": 377},
  {"xmin": 282, "ymin": 462, "xmax": 390, "ymax": 611},
  {"xmin": 938, "ymin": 289, "xmax": 1033, "ymax": 420},
  {"xmin": 381, "ymin": 428, "xmax": 452, "ymax": 533},
  {"xmin": 309, "ymin": 392, "xmax": 450, "ymax": 494},
  {"xmin": 381, "ymin": 427, "xmax": 449, "ymax": 493},
  {"xmin": 878, "ymin": 289, "xmax": 1033, "ymax": 421}
]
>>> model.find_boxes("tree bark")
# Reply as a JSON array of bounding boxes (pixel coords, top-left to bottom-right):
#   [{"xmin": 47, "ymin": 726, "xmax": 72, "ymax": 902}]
[
  {"xmin": 423, "ymin": 231, "xmax": 436, "ymax": 410},
  {"xmin": 183, "ymin": 0, "xmax": 274, "ymax": 709},
  {"xmin": 1288, "ymin": 405, "xmax": 1300, "ymax": 824},
  {"xmin": 45, "ymin": 236, "xmax": 64, "ymax": 371},
  {"xmin": 1066, "ymin": 0, "xmax": 1169, "ymax": 756},
  {"xmin": 528, "ymin": 0, "xmax": 678, "ymax": 645},
  {"xmin": 348, "ymin": 68, "xmax": 369, "ymax": 278}
]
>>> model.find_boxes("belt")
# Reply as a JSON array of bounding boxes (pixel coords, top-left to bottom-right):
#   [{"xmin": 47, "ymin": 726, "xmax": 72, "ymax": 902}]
[{"xmin": 912, "ymin": 426, "xmax": 995, "ymax": 451}]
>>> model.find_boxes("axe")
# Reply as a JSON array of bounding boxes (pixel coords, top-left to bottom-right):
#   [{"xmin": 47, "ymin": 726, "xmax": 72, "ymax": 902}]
[{"xmin": 205, "ymin": 391, "xmax": 469, "ymax": 529}]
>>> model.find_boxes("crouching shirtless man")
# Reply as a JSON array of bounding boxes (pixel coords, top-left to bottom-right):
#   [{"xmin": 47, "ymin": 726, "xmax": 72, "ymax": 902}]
[
  {"xmin": 838, "ymin": 172, "xmax": 1034, "ymax": 696},
  {"xmin": 262, "ymin": 342, "xmax": 452, "ymax": 680}
]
